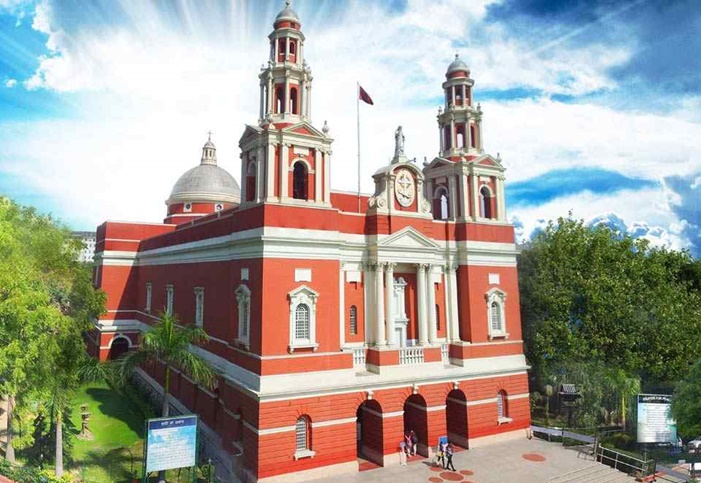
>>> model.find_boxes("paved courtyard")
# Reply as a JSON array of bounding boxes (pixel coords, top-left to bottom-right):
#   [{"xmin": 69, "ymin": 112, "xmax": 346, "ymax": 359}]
[{"xmin": 315, "ymin": 438, "xmax": 603, "ymax": 483}]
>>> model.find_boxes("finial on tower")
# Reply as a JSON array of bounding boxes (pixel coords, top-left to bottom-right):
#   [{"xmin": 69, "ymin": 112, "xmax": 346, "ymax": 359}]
[
  {"xmin": 201, "ymin": 133, "xmax": 217, "ymax": 166},
  {"xmin": 286, "ymin": 0, "xmax": 291, "ymax": 7},
  {"xmin": 322, "ymin": 120, "xmax": 329, "ymax": 134},
  {"xmin": 207, "ymin": 130, "xmax": 213, "ymax": 142},
  {"xmin": 391, "ymin": 126, "xmax": 408, "ymax": 164}
]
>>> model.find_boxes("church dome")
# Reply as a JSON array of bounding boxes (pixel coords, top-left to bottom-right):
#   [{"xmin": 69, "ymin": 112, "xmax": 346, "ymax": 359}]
[
  {"xmin": 275, "ymin": 0, "xmax": 300, "ymax": 25},
  {"xmin": 446, "ymin": 54, "xmax": 469, "ymax": 75},
  {"xmin": 168, "ymin": 137, "xmax": 240, "ymax": 205}
]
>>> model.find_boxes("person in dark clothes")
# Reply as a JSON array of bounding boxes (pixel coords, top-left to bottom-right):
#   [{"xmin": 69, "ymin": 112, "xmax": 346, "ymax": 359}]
[{"xmin": 445, "ymin": 442, "xmax": 457, "ymax": 471}]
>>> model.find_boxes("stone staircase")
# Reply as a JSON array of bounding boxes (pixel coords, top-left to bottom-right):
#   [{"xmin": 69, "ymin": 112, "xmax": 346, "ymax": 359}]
[{"xmin": 549, "ymin": 463, "xmax": 640, "ymax": 483}]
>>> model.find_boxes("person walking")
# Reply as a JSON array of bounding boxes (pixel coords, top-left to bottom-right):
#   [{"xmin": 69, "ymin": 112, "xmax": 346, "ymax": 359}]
[
  {"xmin": 445, "ymin": 442, "xmax": 457, "ymax": 471},
  {"xmin": 404, "ymin": 432, "xmax": 413, "ymax": 457},
  {"xmin": 435, "ymin": 440, "xmax": 446, "ymax": 468},
  {"xmin": 410, "ymin": 430, "xmax": 418, "ymax": 456}
]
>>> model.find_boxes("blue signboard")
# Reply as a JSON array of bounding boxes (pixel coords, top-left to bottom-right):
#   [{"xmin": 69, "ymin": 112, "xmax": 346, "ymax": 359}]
[{"xmin": 145, "ymin": 415, "xmax": 198, "ymax": 473}]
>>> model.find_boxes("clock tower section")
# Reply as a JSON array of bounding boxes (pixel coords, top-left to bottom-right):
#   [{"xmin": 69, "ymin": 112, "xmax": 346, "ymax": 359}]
[{"xmin": 238, "ymin": 0, "xmax": 333, "ymax": 207}]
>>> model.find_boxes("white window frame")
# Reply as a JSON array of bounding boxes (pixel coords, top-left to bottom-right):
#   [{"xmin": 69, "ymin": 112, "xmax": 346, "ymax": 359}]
[
  {"xmin": 485, "ymin": 288, "xmax": 507, "ymax": 339},
  {"xmin": 288, "ymin": 285, "xmax": 319, "ymax": 352},
  {"xmin": 166, "ymin": 284, "xmax": 174, "ymax": 316},
  {"xmin": 145, "ymin": 282, "xmax": 152, "ymax": 313},
  {"xmin": 235, "ymin": 285, "xmax": 251, "ymax": 345},
  {"xmin": 293, "ymin": 416, "xmax": 315, "ymax": 460},
  {"xmin": 194, "ymin": 287, "xmax": 204, "ymax": 327}
]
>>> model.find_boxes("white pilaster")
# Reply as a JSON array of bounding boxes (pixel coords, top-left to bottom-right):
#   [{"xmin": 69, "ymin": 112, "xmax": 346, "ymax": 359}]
[
  {"xmin": 384, "ymin": 262, "xmax": 395, "ymax": 347},
  {"xmin": 450, "ymin": 118, "xmax": 455, "ymax": 152},
  {"xmin": 460, "ymin": 171, "xmax": 470, "ymax": 221},
  {"xmin": 259, "ymin": 84, "xmax": 264, "ymax": 120},
  {"xmin": 363, "ymin": 263, "xmax": 373, "ymax": 345},
  {"xmin": 339, "ymin": 263, "xmax": 345, "ymax": 348},
  {"xmin": 267, "ymin": 76, "xmax": 273, "ymax": 115},
  {"xmin": 471, "ymin": 173, "xmax": 479, "ymax": 219},
  {"xmin": 266, "ymin": 143, "xmax": 276, "ymax": 200},
  {"xmin": 466, "ymin": 117, "xmax": 472, "ymax": 150},
  {"xmin": 280, "ymin": 143, "xmax": 289, "ymax": 199},
  {"xmin": 448, "ymin": 175, "xmax": 457, "ymax": 220},
  {"xmin": 427, "ymin": 266, "xmax": 437, "ymax": 345},
  {"xmin": 324, "ymin": 151, "xmax": 331, "ymax": 204},
  {"xmin": 417, "ymin": 263, "xmax": 428, "ymax": 346},
  {"xmin": 375, "ymin": 263, "xmax": 386, "ymax": 346},
  {"xmin": 256, "ymin": 146, "xmax": 265, "ymax": 203},
  {"xmin": 462, "ymin": 84, "xmax": 466, "ymax": 105},
  {"xmin": 284, "ymin": 75, "xmax": 290, "ymax": 117},
  {"xmin": 314, "ymin": 148, "xmax": 322, "ymax": 202},
  {"xmin": 448, "ymin": 264, "xmax": 460, "ymax": 342},
  {"xmin": 496, "ymin": 175, "xmax": 506, "ymax": 221}
]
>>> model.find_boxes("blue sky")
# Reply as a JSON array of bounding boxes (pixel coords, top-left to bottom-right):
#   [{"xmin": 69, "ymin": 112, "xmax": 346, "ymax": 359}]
[{"xmin": 0, "ymin": 0, "xmax": 699, "ymax": 254}]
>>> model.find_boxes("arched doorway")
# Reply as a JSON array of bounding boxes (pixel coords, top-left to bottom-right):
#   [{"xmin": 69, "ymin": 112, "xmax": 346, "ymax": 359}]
[
  {"xmin": 403, "ymin": 394, "xmax": 428, "ymax": 457},
  {"xmin": 108, "ymin": 336, "xmax": 130, "ymax": 360},
  {"xmin": 356, "ymin": 400, "xmax": 384, "ymax": 466},
  {"xmin": 446, "ymin": 389, "xmax": 469, "ymax": 448}
]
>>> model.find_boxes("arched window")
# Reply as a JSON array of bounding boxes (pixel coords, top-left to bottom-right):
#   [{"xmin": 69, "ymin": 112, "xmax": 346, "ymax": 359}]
[
  {"xmin": 275, "ymin": 86, "xmax": 284, "ymax": 114},
  {"xmin": 246, "ymin": 161, "xmax": 256, "ymax": 202},
  {"xmin": 349, "ymin": 305, "xmax": 358, "ymax": 335},
  {"xmin": 293, "ymin": 162, "xmax": 308, "ymax": 200},
  {"xmin": 485, "ymin": 288, "xmax": 507, "ymax": 339},
  {"xmin": 289, "ymin": 41, "xmax": 296, "ymax": 56},
  {"xmin": 490, "ymin": 301, "xmax": 501, "ymax": 332},
  {"xmin": 435, "ymin": 304, "xmax": 441, "ymax": 331},
  {"xmin": 497, "ymin": 390, "xmax": 507, "ymax": 418},
  {"xmin": 295, "ymin": 304, "xmax": 310, "ymax": 340},
  {"xmin": 433, "ymin": 186, "xmax": 449, "ymax": 220},
  {"xmin": 479, "ymin": 186, "xmax": 492, "ymax": 219},
  {"xmin": 236, "ymin": 285, "xmax": 251, "ymax": 344},
  {"xmin": 290, "ymin": 87, "xmax": 298, "ymax": 114},
  {"xmin": 277, "ymin": 38, "xmax": 285, "ymax": 61},
  {"xmin": 294, "ymin": 415, "xmax": 315, "ymax": 459},
  {"xmin": 470, "ymin": 125, "xmax": 477, "ymax": 148},
  {"xmin": 456, "ymin": 124, "xmax": 465, "ymax": 148}
]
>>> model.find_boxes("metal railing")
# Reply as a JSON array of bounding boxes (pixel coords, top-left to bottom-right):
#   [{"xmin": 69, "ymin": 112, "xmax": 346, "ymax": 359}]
[
  {"xmin": 596, "ymin": 445, "xmax": 656, "ymax": 479},
  {"xmin": 399, "ymin": 347, "xmax": 424, "ymax": 365}
]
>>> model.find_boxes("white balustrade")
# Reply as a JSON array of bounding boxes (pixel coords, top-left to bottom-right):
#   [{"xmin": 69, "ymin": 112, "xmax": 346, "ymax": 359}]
[
  {"xmin": 352, "ymin": 347, "xmax": 366, "ymax": 367},
  {"xmin": 441, "ymin": 343, "xmax": 449, "ymax": 364},
  {"xmin": 399, "ymin": 347, "xmax": 424, "ymax": 365}
]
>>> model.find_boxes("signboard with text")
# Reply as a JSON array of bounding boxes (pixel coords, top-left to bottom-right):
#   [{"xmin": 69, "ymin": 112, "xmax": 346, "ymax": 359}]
[
  {"xmin": 637, "ymin": 394, "xmax": 677, "ymax": 444},
  {"xmin": 144, "ymin": 415, "xmax": 198, "ymax": 474}
]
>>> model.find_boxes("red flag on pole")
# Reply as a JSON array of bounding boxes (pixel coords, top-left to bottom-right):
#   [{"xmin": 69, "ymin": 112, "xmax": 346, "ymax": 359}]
[{"xmin": 359, "ymin": 85, "xmax": 374, "ymax": 105}]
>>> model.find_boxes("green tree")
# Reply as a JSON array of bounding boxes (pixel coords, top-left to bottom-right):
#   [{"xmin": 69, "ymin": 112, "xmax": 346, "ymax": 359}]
[
  {"xmin": 520, "ymin": 216, "xmax": 701, "ymax": 386},
  {"xmin": 671, "ymin": 358, "xmax": 701, "ymax": 438},
  {"xmin": 116, "ymin": 312, "xmax": 216, "ymax": 482}
]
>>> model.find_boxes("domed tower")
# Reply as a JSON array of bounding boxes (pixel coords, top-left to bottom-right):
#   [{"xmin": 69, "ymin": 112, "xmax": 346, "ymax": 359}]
[
  {"xmin": 423, "ymin": 55, "xmax": 506, "ymax": 223},
  {"xmin": 437, "ymin": 54, "xmax": 484, "ymax": 160},
  {"xmin": 238, "ymin": 0, "xmax": 333, "ymax": 207},
  {"xmin": 165, "ymin": 135, "xmax": 241, "ymax": 225}
]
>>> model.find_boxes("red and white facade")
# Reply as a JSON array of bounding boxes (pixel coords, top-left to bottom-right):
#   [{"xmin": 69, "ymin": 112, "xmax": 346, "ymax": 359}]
[{"xmin": 89, "ymin": 3, "xmax": 530, "ymax": 481}]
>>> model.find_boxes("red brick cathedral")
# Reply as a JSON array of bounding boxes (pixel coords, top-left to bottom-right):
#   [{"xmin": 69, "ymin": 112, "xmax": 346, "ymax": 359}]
[{"xmin": 90, "ymin": 2, "xmax": 530, "ymax": 481}]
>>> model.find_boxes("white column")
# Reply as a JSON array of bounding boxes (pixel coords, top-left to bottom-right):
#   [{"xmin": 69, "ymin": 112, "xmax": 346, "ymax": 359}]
[
  {"xmin": 266, "ymin": 143, "xmax": 276, "ymax": 200},
  {"xmin": 439, "ymin": 124, "xmax": 444, "ymax": 153},
  {"xmin": 267, "ymin": 75, "xmax": 273, "ymax": 116},
  {"xmin": 284, "ymin": 75, "xmax": 290, "ymax": 116},
  {"xmin": 280, "ymin": 143, "xmax": 289, "ymax": 199},
  {"xmin": 417, "ymin": 263, "xmax": 428, "ymax": 346},
  {"xmin": 448, "ymin": 264, "xmax": 460, "ymax": 342},
  {"xmin": 285, "ymin": 37, "xmax": 290, "ymax": 61},
  {"xmin": 384, "ymin": 263, "xmax": 395, "ymax": 346},
  {"xmin": 256, "ymin": 147, "xmax": 264, "ymax": 202},
  {"xmin": 466, "ymin": 117, "xmax": 472, "ymax": 150},
  {"xmin": 339, "ymin": 263, "xmax": 345, "ymax": 349},
  {"xmin": 471, "ymin": 173, "xmax": 479, "ymax": 219},
  {"xmin": 259, "ymin": 84, "xmax": 264, "ymax": 120},
  {"xmin": 239, "ymin": 152, "xmax": 247, "ymax": 203},
  {"xmin": 450, "ymin": 117, "xmax": 455, "ymax": 152},
  {"xmin": 496, "ymin": 175, "xmax": 506, "ymax": 221},
  {"xmin": 451, "ymin": 85, "xmax": 456, "ymax": 105},
  {"xmin": 448, "ymin": 175, "xmax": 457, "ymax": 220},
  {"xmin": 324, "ymin": 151, "xmax": 331, "ymax": 204},
  {"xmin": 306, "ymin": 82, "xmax": 312, "ymax": 120},
  {"xmin": 363, "ymin": 263, "xmax": 373, "ymax": 345},
  {"xmin": 460, "ymin": 171, "xmax": 470, "ymax": 221},
  {"xmin": 315, "ymin": 148, "xmax": 322, "ymax": 202},
  {"xmin": 462, "ymin": 84, "xmax": 466, "ymax": 106},
  {"xmin": 375, "ymin": 263, "xmax": 386, "ymax": 346},
  {"xmin": 427, "ymin": 266, "xmax": 437, "ymax": 345}
]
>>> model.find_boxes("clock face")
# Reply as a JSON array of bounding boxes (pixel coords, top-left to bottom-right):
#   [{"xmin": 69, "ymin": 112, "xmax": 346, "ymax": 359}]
[{"xmin": 394, "ymin": 169, "xmax": 415, "ymax": 207}]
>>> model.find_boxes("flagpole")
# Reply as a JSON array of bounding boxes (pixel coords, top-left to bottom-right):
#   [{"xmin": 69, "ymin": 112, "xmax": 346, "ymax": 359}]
[{"xmin": 357, "ymin": 82, "xmax": 361, "ymax": 213}]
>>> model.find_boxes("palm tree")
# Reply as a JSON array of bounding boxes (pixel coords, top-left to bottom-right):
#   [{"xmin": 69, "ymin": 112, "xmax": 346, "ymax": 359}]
[{"xmin": 117, "ymin": 311, "xmax": 216, "ymax": 482}]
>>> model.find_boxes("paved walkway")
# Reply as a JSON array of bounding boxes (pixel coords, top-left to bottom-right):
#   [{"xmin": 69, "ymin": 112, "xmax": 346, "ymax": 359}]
[{"xmin": 316, "ymin": 438, "xmax": 603, "ymax": 483}]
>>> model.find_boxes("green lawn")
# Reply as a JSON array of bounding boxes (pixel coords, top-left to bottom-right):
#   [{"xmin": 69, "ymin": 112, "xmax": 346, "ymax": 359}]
[{"xmin": 69, "ymin": 382, "xmax": 145, "ymax": 482}]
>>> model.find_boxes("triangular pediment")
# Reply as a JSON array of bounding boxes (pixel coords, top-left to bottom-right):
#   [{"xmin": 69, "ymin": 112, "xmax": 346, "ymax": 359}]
[
  {"xmin": 239, "ymin": 125, "xmax": 262, "ymax": 146},
  {"xmin": 379, "ymin": 227, "xmax": 440, "ymax": 250},
  {"xmin": 425, "ymin": 157, "xmax": 453, "ymax": 170},
  {"xmin": 281, "ymin": 121, "xmax": 326, "ymax": 138},
  {"xmin": 472, "ymin": 154, "xmax": 504, "ymax": 169}
]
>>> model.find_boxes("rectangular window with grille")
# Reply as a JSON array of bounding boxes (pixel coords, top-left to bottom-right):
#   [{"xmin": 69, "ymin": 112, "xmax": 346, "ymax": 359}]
[
  {"xmin": 295, "ymin": 418, "xmax": 308, "ymax": 450},
  {"xmin": 349, "ymin": 305, "xmax": 357, "ymax": 335},
  {"xmin": 490, "ymin": 302, "xmax": 501, "ymax": 331},
  {"xmin": 242, "ymin": 301, "xmax": 249, "ymax": 337},
  {"xmin": 295, "ymin": 304, "xmax": 310, "ymax": 340},
  {"xmin": 497, "ymin": 392, "xmax": 505, "ymax": 418}
]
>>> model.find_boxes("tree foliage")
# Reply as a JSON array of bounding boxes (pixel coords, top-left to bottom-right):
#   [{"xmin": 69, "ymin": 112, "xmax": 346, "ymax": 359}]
[
  {"xmin": 671, "ymin": 358, "xmax": 701, "ymax": 438},
  {"xmin": 520, "ymin": 217, "xmax": 701, "ymax": 387},
  {"xmin": 0, "ymin": 197, "xmax": 106, "ymax": 469}
]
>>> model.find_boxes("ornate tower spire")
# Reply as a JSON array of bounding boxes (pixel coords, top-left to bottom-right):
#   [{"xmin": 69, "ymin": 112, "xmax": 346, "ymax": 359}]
[
  {"xmin": 436, "ymin": 54, "xmax": 484, "ymax": 160},
  {"xmin": 257, "ymin": 0, "xmax": 313, "ymax": 126},
  {"xmin": 201, "ymin": 133, "xmax": 217, "ymax": 166}
]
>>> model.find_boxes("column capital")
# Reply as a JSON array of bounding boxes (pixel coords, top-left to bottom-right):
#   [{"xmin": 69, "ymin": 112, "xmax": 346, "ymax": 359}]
[
  {"xmin": 385, "ymin": 262, "xmax": 397, "ymax": 270},
  {"xmin": 416, "ymin": 263, "xmax": 430, "ymax": 271},
  {"xmin": 444, "ymin": 263, "xmax": 459, "ymax": 274}
]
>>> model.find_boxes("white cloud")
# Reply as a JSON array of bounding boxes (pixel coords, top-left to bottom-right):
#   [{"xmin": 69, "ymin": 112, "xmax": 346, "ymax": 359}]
[
  {"xmin": 5, "ymin": 79, "xmax": 17, "ymax": 88},
  {"xmin": 2, "ymin": 0, "xmax": 700, "ymax": 251}
]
